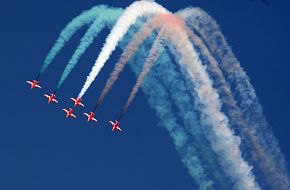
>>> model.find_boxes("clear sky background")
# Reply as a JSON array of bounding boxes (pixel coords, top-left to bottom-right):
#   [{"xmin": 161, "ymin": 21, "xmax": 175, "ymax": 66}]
[{"xmin": 0, "ymin": 0, "xmax": 289, "ymax": 189}]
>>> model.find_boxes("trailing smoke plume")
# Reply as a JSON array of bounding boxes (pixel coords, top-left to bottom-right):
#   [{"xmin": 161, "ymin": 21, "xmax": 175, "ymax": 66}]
[
  {"xmin": 78, "ymin": 0, "xmax": 169, "ymax": 98},
  {"xmin": 56, "ymin": 8, "xmax": 123, "ymax": 90},
  {"xmin": 40, "ymin": 5, "xmax": 109, "ymax": 76}
]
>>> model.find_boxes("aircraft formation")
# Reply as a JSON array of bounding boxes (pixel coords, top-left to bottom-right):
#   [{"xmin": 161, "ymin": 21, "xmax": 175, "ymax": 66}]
[
  {"xmin": 23, "ymin": 1, "xmax": 290, "ymax": 189},
  {"xmin": 26, "ymin": 80, "xmax": 122, "ymax": 131}
]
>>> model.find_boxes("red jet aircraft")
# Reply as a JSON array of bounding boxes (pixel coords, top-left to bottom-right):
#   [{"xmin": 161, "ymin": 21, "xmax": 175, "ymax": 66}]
[
  {"xmin": 109, "ymin": 120, "xmax": 122, "ymax": 131},
  {"xmin": 70, "ymin": 97, "xmax": 84, "ymax": 107},
  {"xmin": 26, "ymin": 80, "xmax": 41, "ymax": 89},
  {"xmin": 62, "ymin": 108, "xmax": 76, "ymax": 119},
  {"xmin": 44, "ymin": 93, "xmax": 58, "ymax": 104},
  {"xmin": 84, "ymin": 112, "xmax": 97, "ymax": 123}
]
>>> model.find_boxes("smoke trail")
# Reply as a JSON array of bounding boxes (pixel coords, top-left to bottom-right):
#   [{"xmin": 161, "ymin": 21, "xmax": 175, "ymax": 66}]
[
  {"xmin": 40, "ymin": 5, "xmax": 108, "ymax": 76},
  {"xmin": 35, "ymin": 73, "xmax": 41, "ymax": 80},
  {"xmin": 95, "ymin": 15, "xmax": 171, "ymax": 110},
  {"xmin": 179, "ymin": 7, "xmax": 290, "ymax": 189},
  {"xmin": 120, "ymin": 31, "xmax": 164, "ymax": 117},
  {"xmin": 119, "ymin": 14, "xmax": 185, "ymax": 116},
  {"xmin": 78, "ymin": 0, "xmax": 169, "ymax": 98},
  {"xmin": 56, "ymin": 8, "xmax": 123, "ymax": 90}
]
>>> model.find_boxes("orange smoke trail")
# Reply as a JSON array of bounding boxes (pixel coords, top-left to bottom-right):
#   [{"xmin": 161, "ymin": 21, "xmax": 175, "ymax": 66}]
[
  {"xmin": 121, "ymin": 31, "xmax": 165, "ymax": 115},
  {"xmin": 120, "ymin": 14, "xmax": 186, "ymax": 116}
]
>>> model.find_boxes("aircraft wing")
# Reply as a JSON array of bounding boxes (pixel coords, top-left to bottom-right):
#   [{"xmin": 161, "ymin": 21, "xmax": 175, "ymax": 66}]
[
  {"xmin": 70, "ymin": 98, "xmax": 76, "ymax": 102},
  {"xmin": 92, "ymin": 118, "xmax": 97, "ymax": 123},
  {"xmin": 26, "ymin": 81, "xmax": 33, "ymax": 85},
  {"xmin": 109, "ymin": 121, "xmax": 115, "ymax": 125},
  {"xmin": 44, "ymin": 94, "xmax": 49, "ymax": 98},
  {"xmin": 53, "ymin": 99, "xmax": 58, "ymax": 103},
  {"xmin": 35, "ymin": 84, "xmax": 41, "ymax": 88},
  {"xmin": 71, "ymin": 114, "xmax": 76, "ymax": 119},
  {"xmin": 79, "ymin": 103, "xmax": 85, "ymax": 107},
  {"xmin": 62, "ymin": 109, "xmax": 68, "ymax": 114},
  {"xmin": 84, "ymin": 113, "xmax": 90, "ymax": 117}
]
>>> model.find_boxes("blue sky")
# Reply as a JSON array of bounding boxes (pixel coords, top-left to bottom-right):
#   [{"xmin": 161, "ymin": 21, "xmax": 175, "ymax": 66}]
[{"xmin": 0, "ymin": 0, "xmax": 289, "ymax": 189}]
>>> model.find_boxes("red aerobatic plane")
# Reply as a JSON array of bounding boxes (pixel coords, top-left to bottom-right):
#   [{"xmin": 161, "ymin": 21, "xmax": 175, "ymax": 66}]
[
  {"xmin": 84, "ymin": 112, "xmax": 98, "ymax": 123},
  {"xmin": 62, "ymin": 108, "xmax": 76, "ymax": 119},
  {"xmin": 26, "ymin": 80, "xmax": 41, "ymax": 89},
  {"xmin": 44, "ymin": 93, "xmax": 58, "ymax": 104},
  {"xmin": 70, "ymin": 97, "xmax": 84, "ymax": 107},
  {"xmin": 109, "ymin": 120, "xmax": 122, "ymax": 131}
]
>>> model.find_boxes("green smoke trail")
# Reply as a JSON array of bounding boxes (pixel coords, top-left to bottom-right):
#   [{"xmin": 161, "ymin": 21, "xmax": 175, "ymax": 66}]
[
  {"xmin": 56, "ymin": 7, "xmax": 123, "ymax": 90},
  {"xmin": 39, "ymin": 5, "xmax": 110, "ymax": 76}
]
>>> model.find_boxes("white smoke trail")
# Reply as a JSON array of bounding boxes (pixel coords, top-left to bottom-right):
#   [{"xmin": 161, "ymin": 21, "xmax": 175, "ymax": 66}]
[
  {"xmin": 95, "ymin": 15, "xmax": 169, "ymax": 109},
  {"xmin": 78, "ymin": 0, "xmax": 169, "ymax": 98}
]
